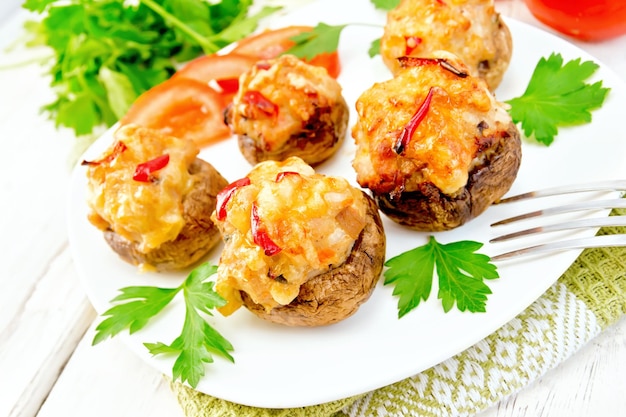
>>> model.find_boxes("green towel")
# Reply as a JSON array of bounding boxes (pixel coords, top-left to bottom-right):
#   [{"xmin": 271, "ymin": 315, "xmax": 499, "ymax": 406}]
[{"xmin": 171, "ymin": 210, "xmax": 626, "ymax": 417}]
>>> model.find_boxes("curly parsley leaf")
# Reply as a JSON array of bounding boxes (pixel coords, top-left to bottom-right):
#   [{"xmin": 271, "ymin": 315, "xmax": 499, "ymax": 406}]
[
  {"xmin": 505, "ymin": 53, "xmax": 610, "ymax": 146},
  {"xmin": 286, "ymin": 23, "xmax": 348, "ymax": 60},
  {"xmin": 370, "ymin": 0, "xmax": 401, "ymax": 10},
  {"xmin": 384, "ymin": 236, "xmax": 499, "ymax": 317},
  {"xmin": 93, "ymin": 262, "xmax": 233, "ymax": 388}
]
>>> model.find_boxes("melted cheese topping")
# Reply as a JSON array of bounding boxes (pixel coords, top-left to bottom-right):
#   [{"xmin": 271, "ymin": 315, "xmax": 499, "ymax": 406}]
[
  {"xmin": 85, "ymin": 125, "xmax": 197, "ymax": 251},
  {"xmin": 228, "ymin": 54, "xmax": 344, "ymax": 149},
  {"xmin": 213, "ymin": 157, "xmax": 368, "ymax": 315},
  {"xmin": 381, "ymin": 0, "xmax": 502, "ymax": 76},
  {"xmin": 351, "ymin": 53, "xmax": 512, "ymax": 196}
]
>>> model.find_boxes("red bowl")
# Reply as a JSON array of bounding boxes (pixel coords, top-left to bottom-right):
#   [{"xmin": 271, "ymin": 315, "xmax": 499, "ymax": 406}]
[{"xmin": 524, "ymin": 0, "xmax": 626, "ymax": 41}]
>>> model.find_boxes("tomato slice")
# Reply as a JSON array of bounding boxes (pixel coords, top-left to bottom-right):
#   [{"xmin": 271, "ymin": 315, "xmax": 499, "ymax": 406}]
[
  {"xmin": 119, "ymin": 78, "xmax": 231, "ymax": 148},
  {"xmin": 231, "ymin": 26, "xmax": 342, "ymax": 78},
  {"xmin": 171, "ymin": 53, "xmax": 258, "ymax": 106},
  {"xmin": 307, "ymin": 52, "xmax": 341, "ymax": 80}
]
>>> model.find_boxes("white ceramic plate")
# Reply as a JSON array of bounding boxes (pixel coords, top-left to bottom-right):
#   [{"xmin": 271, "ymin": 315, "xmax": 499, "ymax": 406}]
[{"xmin": 67, "ymin": 0, "xmax": 626, "ymax": 409}]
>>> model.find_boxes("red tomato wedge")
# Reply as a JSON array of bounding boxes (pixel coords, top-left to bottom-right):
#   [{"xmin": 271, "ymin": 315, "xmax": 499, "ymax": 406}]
[
  {"xmin": 171, "ymin": 53, "xmax": 258, "ymax": 106},
  {"xmin": 119, "ymin": 78, "xmax": 231, "ymax": 148},
  {"xmin": 231, "ymin": 26, "xmax": 341, "ymax": 78}
]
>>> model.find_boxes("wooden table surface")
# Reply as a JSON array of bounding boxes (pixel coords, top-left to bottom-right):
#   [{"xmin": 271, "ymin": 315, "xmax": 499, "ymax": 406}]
[{"xmin": 1, "ymin": 1, "xmax": 625, "ymax": 416}]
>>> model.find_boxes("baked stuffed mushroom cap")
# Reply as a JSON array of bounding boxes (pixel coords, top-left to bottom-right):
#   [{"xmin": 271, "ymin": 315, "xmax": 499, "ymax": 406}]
[
  {"xmin": 212, "ymin": 157, "xmax": 386, "ymax": 326},
  {"xmin": 224, "ymin": 54, "xmax": 349, "ymax": 166},
  {"xmin": 380, "ymin": 0, "xmax": 512, "ymax": 91},
  {"xmin": 83, "ymin": 124, "xmax": 228, "ymax": 271},
  {"xmin": 351, "ymin": 52, "xmax": 522, "ymax": 231}
]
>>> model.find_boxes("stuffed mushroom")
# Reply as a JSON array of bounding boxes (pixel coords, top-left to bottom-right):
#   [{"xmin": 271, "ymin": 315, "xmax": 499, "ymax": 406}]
[
  {"xmin": 212, "ymin": 157, "xmax": 386, "ymax": 326},
  {"xmin": 83, "ymin": 124, "xmax": 228, "ymax": 271},
  {"xmin": 352, "ymin": 52, "xmax": 522, "ymax": 231},
  {"xmin": 380, "ymin": 0, "xmax": 512, "ymax": 91},
  {"xmin": 224, "ymin": 54, "xmax": 349, "ymax": 166}
]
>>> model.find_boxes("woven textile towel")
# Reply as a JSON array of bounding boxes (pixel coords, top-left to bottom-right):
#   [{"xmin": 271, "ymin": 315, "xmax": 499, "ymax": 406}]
[{"xmin": 171, "ymin": 213, "xmax": 626, "ymax": 417}]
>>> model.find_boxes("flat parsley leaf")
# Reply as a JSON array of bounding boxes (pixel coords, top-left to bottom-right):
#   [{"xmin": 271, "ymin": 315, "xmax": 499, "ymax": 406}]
[
  {"xmin": 144, "ymin": 294, "xmax": 233, "ymax": 388},
  {"xmin": 370, "ymin": 0, "xmax": 401, "ymax": 10},
  {"xmin": 434, "ymin": 240, "xmax": 498, "ymax": 313},
  {"xmin": 505, "ymin": 53, "xmax": 610, "ymax": 146},
  {"xmin": 286, "ymin": 23, "xmax": 348, "ymax": 60},
  {"xmin": 384, "ymin": 236, "xmax": 499, "ymax": 317},
  {"xmin": 368, "ymin": 38, "xmax": 381, "ymax": 58},
  {"xmin": 93, "ymin": 286, "xmax": 180, "ymax": 345},
  {"xmin": 93, "ymin": 262, "xmax": 234, "ymax": 388},
  {"xmin": 366, "ymin": 0, "xmax": 396, "ymax": 56}
]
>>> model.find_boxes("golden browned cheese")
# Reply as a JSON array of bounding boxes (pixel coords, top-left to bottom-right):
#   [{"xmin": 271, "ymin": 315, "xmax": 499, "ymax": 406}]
[
  {"xmin": 228, "ymin": 54, "xmax": 345, "ymax": 150},
  {"xmin": 85, "ymin": 125, "xmax": 197, "ymax": 251},
  {"xmin": 352, "ymin": 52, "xmax": 513, "ymax": 196},
  {"xmin": 380, "ymin": 0, "xmax": 510, "ymax": 89},
  {"xmin": 212, "ymin": 157, "xmax": 368, "ymax": 315}
]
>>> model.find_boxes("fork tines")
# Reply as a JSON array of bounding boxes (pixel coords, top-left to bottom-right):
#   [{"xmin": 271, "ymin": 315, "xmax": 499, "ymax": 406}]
[
  {"xmin": 489, "ymin": 180, "xmax": 626, "ymax": 261},
  {"xmin": 491, "ymin": 198, "xmax": 626, "ymax": 226},
  {"xmin": 494, "ymin": 179, "xmax": 626, "ymax": 204},
  {"xmin": 490, "ymin": 235, "xmax": 626, "ymax": 261}
]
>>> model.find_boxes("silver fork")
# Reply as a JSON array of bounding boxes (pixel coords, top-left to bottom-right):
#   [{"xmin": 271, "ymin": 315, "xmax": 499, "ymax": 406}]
[{"xmin": 489, "ymin": 180, "xmax": 626, "ymax": 261}]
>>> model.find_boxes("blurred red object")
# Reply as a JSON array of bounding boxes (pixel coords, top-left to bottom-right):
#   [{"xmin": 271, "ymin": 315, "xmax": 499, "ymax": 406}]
[{"xmin": 524, "ymin": 0, "xmax": 626, "ymax": 41}]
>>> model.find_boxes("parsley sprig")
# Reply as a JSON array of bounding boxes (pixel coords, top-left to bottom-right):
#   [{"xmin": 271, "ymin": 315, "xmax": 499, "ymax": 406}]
[
  {"xmin": 383, "ymin": 236, "xmax": 499, "ymax": 317},
  {"xmin": 21, "ymin": 0, "xmax": 280, "ymax": 136},
  {"xmin": 506, "ymin": 53, "xmax": 610, "ymax": 146},
  {"xmin": 93, "ymin": 262, "xmax": 234, "ymax": 388}
]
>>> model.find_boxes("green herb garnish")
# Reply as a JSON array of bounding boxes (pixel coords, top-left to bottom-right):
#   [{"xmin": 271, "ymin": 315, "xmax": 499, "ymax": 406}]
[
  {"xmin": 368, "ymin": 38, "xmax": 381, "ymax": 58},
  {"xmin": 384, "ymin": 236, "xmax": 499, "ymax": 317},
  {"xmin": 93, "ymin": 262, "xmax": 233, "ymax": 388},
  {"xmin": 286, "ymin": 23, "xmax": 348, "ymax": 60},
  {"xmin": 370, "ymin": 0, "xmax": 401, "ymax": 10},
  {"xmin": 21, "ymin": 0, "xmax": 279, "ymax": 136},
  {"xmin": 284, "ymin": 0, "xmax": 401, "ymax": 58},
  {"xmin": 506, "ymin": 52, "xmax": 610, "ymax": 146}
]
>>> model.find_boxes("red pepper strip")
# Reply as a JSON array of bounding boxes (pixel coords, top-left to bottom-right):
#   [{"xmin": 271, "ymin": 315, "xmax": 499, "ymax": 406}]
[
  {"xmin": 133, "ymin": 154, "xmax": 170, "ymax": 182},
  {"xmin": 81, "ymin": 141, "xmax": 127, "ymax": 166},
  {"xmin": 397, "ymin": 56, "xmax": 439, "ymax": 69},
  {"xmin": 215, "ymin": 177, "xmax": 251, "ymax": 221},
  {"xmin": 394, "ymin": 87, "xmax": 435, "ymax": 155},
  {"xmin": 398, "ymin": 56, "xmax": 468, "ymax": 78},
  {"xmin": 404, "ymin": 36, "xmax": 422, "ymax": 55},
  {"xmin": 243, "ymin": 91, "xmax": 278, "ymax": 116},
  {"xmin": 256, "ymin": 62, "xmax": 271, "ymax": 70},
  {"xmin": 275, "ymin": 171, "xmax": 300, "ymax": 182},
  {"xmin": 251, "ymin": 202, "xmax": 282, "ymax": 256},
  {"xmin": 215, "ymin": 78, "xmax": 240, "ymax": 94}
]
